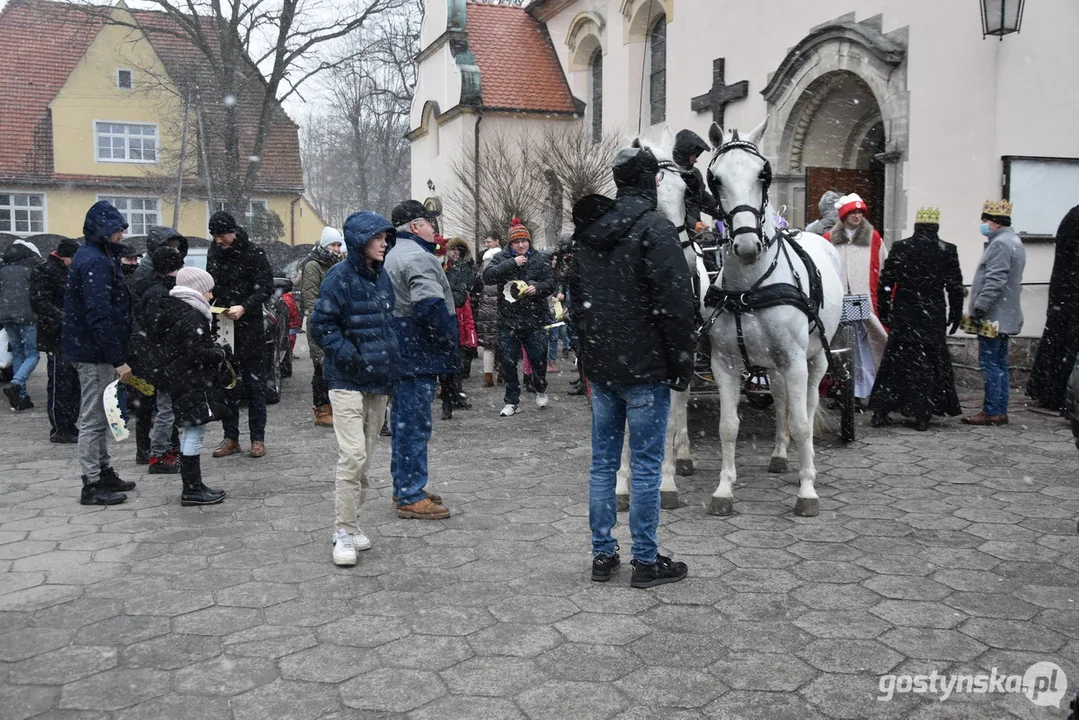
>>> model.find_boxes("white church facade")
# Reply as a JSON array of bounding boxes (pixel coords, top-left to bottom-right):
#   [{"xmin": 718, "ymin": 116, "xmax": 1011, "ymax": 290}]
[{"xmin": 410, "ymin": 0, "xmax": 1079, "ymax": 338}]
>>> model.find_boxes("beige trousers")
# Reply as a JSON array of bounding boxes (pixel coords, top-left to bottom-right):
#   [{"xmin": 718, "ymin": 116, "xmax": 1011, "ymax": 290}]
[{"xmin": 329, "ymin": 389, "xmax": 390, "ymax": 533}]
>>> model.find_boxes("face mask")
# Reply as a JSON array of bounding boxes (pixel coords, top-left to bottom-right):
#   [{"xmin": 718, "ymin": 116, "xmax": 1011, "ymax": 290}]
[
  {"xmin": 122, "ymin": 264, "xmax": 137, "ymax": 276},
  {"xmin": 979, "ymin": 223, "xmax": 992, "ymax": 237}
]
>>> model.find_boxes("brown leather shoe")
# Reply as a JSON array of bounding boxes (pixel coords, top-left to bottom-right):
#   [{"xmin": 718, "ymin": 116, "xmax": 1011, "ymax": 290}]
[
  {"xmin": 212, "ymin": 439, "xmax": 241, "ymax": 458},
  {"xmin": 961, "ymin": 412, "xmax": 1008, "ymax": 426},
  {"xmin": 397, "ymin": 497, "xmax": 450, "ymax": 519},
  {"xmin": 483, "ymin": 372, "xmax": 494, "ymax": 388},
  {"xmin": 250, "ymin": 441, "xmax": 266, "ymax": 458},
  {"xmin": 393, "ymin": 490, "xmax": 443, "ymax": 505},
  {"xmin": 314, "ymin": 405, "xmax": 334, "ymax": 427}
]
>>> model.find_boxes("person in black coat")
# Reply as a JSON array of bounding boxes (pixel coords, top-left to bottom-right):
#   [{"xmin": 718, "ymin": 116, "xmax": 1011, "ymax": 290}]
[
  {"xmin": 868, "ymin": 210, "xmax": 964, "ymax": 430},
  {"xmin": 205, "ymin": 212, "xmax": 274, "ymax": 458},
  {"xmin": 439, "ymin": 237, "xmax": 475, "ymax": 419},
  {"xmin": 29, "ymin": 237, "xmax": 80, "ymax": 440},
  {"xmin": 673, "ymin": 129, "xmax": 721, "ymax": 233},
  {"xmin": 482, "ymin": 219, "xmax": 555, "ymax": 416},
  {"xmin": 159, "ymin": 266, "xmax": 227, "ymax": 505},
  {"xmin": 1027, "ymin": 206, "xmax": 1079, "ymax": 410}
]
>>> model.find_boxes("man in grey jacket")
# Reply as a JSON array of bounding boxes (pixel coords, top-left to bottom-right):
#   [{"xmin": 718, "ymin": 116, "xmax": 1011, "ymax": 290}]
[{"xmin": 962, "ymin": 200, "xmax": 1026, "ymax": 426}]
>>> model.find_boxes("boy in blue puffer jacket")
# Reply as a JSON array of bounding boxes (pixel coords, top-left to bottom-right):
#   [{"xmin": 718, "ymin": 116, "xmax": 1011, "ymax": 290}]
[{"xmin": 310, "ymin": 211, "xmax": 402, "ymax": 566}]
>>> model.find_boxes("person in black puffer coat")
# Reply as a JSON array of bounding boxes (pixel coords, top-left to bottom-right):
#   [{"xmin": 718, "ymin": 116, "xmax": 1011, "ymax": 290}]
[
  {"xmin": 159, "ymin": 266, "xmax": 228, "ymax": 506},
  {"xmin": 482, "ymin": 219, "xmax": 555, "ymax": 416},
  {"xmin": 29, "ymin": 237, "xmax": 81, "ymax": 439},
  {"xmin": 0, "ymin": 239, "xmax": 43, "ymax": 410},
  {"xmin": 130, "ymin": 225, "xmax": 188, "ymax": 292},
  {"xmin": 205, "ymin": 212, "xmax": 274, "ymax": 459}
]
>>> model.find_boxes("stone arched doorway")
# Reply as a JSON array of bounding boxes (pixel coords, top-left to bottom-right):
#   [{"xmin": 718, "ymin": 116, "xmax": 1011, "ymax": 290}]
[{"xmin": 759, "ymin": 16, "xmax": 909, "ymax": 242}]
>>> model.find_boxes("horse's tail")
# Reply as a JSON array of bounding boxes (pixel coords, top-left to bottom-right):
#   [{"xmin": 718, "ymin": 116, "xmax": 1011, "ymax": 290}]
[{"xmin": 813, "ymin": 399, "xmax": 838, "ymax": 437}]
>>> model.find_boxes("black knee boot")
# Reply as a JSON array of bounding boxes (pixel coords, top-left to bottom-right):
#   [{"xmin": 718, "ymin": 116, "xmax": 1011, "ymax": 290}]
[
  {"xmin": 134, "ymin": 399, "xmax": 152, "ymax": 464},
  {"xmin": 180, "ymin": 455, "xmax": 226, "ymax": 506}
]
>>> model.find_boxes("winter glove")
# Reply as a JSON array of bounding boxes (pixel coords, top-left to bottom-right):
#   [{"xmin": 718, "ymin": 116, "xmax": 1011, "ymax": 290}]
[
  {"xmin": 669, "ymin": 374, "xmax": 692, "ymax": 393},
  {"xmin": 970, "ymin": 308, "xmax": 987, "ymax": 324},
  {"xmin": 205, "ymin": 346, "xmax": 227, "ymax": 365},
  {"xmin": 948, "ymin": 316, "xmax": 962, "ymax": 335}
]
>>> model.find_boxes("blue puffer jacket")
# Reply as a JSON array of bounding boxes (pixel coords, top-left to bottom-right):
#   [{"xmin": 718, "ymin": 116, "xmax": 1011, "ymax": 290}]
[
  {"xmin": 309, "ymin": 212, "xmax": 400, "ymax": 395},
  {"xmin": 62, "ymin": 201, "xmax": 131, "ymax": 366}
]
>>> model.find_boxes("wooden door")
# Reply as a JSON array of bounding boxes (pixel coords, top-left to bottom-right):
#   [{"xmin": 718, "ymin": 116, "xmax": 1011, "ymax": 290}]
[{"xmin": 805, "ymin": 166, "xmax": 884, "ymax": 232}]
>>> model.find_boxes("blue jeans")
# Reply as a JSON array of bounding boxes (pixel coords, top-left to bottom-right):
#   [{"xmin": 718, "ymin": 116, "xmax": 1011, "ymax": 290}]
[
  {"xmin": 390, "ymin": 376, "xmax": 437, "ymax": 506},
  {"xmin": 589, "ymin": 382, "xmax": 671, "ymax": 564},
  {"xmin": 979, "ymin": 335, "xmax": 1011, "ymax": 416},
  {"xmin": 6, "ymin": 323, "xmax": 39, "ymax": 390},
  {"xmin": 548, "ymin": 324, "xmax": 570, "ymax": 359},
  {"xmin": 499, "ymin": 326, "xmax": 548, "ymax": 404},
  {"xmin": 223, "ymin": 357, "xmax": 267, "ymax": 442},
  {"xmin": 179, "ymin": 425, "xmax": 205, "ymax": 456}
]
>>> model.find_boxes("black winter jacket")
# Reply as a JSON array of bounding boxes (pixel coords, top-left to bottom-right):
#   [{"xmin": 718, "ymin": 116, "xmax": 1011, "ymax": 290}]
[
  {"xmin": 446, "ymin": 259, "xmax": 475, "ymax": 309},
  {"xmin": 158, "ymin": 296, "xmax": 227, "ymax": 427},
  {"xmin": 0, "ymin": 242, "xmax": 42, "ymax": 325},
  {"xmin": 29, "ymin": 253, "xmax": 68, "ymax": 353},
  {"xmin": 482, "ymin": 248, "xmax": 555, "ymax": 332},
  {"xmin": 206, "ymin": 232, "xmax": 273, "ymax": 360},
  {"xmin": 877, "ymin": 225, "xmax": 964, "ymax": 338},
  {"xmin": 570, "ymin": 190, "xmax": 696, "ymax": 387},
  {"xmin": 130, "ymin": 226, "xmax": 188, "ymax": 296},
  {"xmin": 129, "ymin": 274, "xmax": 176, "ymax": 386}
]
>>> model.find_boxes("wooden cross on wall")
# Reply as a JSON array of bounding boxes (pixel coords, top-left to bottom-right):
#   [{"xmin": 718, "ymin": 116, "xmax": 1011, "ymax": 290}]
[{"xmin": 690, "ymin": 58, "xmax": 749, "ymax": 127}]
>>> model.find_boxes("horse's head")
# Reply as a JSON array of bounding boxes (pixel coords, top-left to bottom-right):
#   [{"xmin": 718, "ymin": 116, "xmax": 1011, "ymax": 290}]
[
  {"xmin": 706, "ymin": 118, "xmax": 774, "ymax": 263},
  {"xmin": 629, "ymin": 127, "xmax": 688, "ymax": 231}
]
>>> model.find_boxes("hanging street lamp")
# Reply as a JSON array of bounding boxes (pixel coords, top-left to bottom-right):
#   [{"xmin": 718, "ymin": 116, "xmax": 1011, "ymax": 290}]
[{"xmin": 980, "ymin": 0, "xmax": 1026, "ymax": 40}]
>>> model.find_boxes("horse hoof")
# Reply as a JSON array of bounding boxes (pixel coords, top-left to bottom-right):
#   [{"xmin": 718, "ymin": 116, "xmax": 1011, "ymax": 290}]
[
  {"xmin": 768, "ymin": 457, "xmax": 788, "ymax": 474},
  {"xmin": 794, "ymin": 497, "xmax": 820, "ymax": 517},
  {"xmin": 675, "ymin": 459, "xmax": 694, "ymax": 476},
  {"xmin": 660, "ymin": 491, "xmax": 680, "ymax": 509},
  {"xmin": 616, "ymin": 495, "xmax": 629, "ymax": 513},
  {"xmin": 708, "ymin": 496, "xmax": 734, "ymax": 516}
]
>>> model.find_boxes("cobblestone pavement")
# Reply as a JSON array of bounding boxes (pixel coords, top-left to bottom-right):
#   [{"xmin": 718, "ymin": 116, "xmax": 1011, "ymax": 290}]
[{"xmin": 2, "ymin": 343, "xmax": 1078, "ymax": 720}]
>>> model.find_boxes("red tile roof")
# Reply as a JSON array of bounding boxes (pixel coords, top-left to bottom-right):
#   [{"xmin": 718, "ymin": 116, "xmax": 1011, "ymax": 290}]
[
  {"xmin": 466, "ymin": 3, "xmax": 578, "ymax": 114},
  {"xmin": 0, "ymin": 0, "xmax": 303, "ymax": 192}
]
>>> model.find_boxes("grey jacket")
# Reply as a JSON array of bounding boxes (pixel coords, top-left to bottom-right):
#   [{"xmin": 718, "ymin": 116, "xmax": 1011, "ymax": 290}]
[{"xmin": 969, "ymin": 226, "xmax": 1026, "ymax": 335}]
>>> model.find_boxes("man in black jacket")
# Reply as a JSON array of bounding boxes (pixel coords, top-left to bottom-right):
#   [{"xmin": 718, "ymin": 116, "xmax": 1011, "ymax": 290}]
[
  {"xmin": 482, "ymin": 219, "xmax": 555, "ymax": 417},
  {"xmin": 29, "ymin": 237, "xmax": 80, "ymax": 438},
  {"xmin": 570, "ymin": 145, "xmax": 695, "ymax": 589},
  {"xmin": 205, "ymin": 211, "xmax": 274, "ymax": 459}
]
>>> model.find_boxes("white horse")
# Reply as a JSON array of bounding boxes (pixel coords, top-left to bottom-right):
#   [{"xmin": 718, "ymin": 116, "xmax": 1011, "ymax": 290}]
[
  {"xmin": 614, "ymin": 128, "xmax": 709, "ymax": 511},
  {"xmin": 704, "ymin": 119, "xmax": 843, "ymax": 517}
]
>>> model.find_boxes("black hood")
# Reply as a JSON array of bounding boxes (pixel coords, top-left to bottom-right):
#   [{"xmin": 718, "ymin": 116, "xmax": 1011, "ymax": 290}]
[
  {"xmin": 573, "ymin": 194, "xmax": 652, "ymax": 252},
  {"xmin": 2, "ymin": 240, "xmax": 40, "ymax": 264},
  {"xmin": 673, "ymin": 129, "xmax": 710, "ymax": 169},
  {"xmin": 145, "ymin": 225, "xmax": 189, "ymax": 258}
]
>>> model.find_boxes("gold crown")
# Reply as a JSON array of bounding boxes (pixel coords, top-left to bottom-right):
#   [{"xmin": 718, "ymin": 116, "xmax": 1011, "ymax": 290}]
[
  {"xmin": 915, "ymin": 207, "xmax": 940, "ymax": 224},
  {"xmin": 982, "ymin": 199, "xmax": 1012, "ymax": 217}
]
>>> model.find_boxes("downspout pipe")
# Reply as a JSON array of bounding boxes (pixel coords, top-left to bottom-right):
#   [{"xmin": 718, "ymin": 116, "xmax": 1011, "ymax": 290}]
[
  {"xmin": 290, "ymin": 196, "xmax": 301, "ymax": 245},
  {"xmin": 474, "ymin": 107, "xmax": 484, "ymax": 264}
]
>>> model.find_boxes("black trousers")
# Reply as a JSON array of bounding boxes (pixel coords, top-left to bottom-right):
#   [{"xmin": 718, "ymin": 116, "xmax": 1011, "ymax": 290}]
[
  {"xmin": 46, "ymin": 353, "xmax": 80, "ymax": 438},
  {"xmin": 312, "ymin": 358, "xmax": 330, "ymax": 407}
]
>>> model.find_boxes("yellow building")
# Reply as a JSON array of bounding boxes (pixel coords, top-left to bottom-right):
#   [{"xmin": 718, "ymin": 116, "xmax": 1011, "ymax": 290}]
[{"xmin": 0, "ymin": 0, "xmax": 324, "ymax": 244}]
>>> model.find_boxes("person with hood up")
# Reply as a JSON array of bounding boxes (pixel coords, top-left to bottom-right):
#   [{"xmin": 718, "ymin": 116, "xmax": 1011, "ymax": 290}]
[
  {"xmin": 482, "ymin": 218, "xmax": 555, "ymax": 417},
  {"xmin": 806, "ymin": 190, "xmax": 841, "ymax": 236},
  {"xmin": 0, "ymin": 238, "xmax": 43, "ymax": 410},
  {"xmin": 302, "ymin": 226, "xmax": 346, "ymax": 427},
  {"xmin": 205, "ymin": 211, "xmax": 274, "ymax": 459},
  {"xmin": 868, "ymin": 207, "xmax": 964, "ymax": 430},
  {"xmin": 439, "ymin": 236, "xmax": 476, "ymax": 420},
  {"xmin": 63, "ymin": 200, "xmax": 137, "ymax": 506},
  {"xmin": 1027, "ymin": 205, "xmax": 1079, "ymax": 410},
  {"xmin": 672, "ymin": 129, "xmax": 721, "ymax": 234},
  {"xmin": 569, "ymin": 145, "xmax": 695, "ymax": 589},
  {"xmin": 159, "ymin": 266, "xmax": 228, "ymax": 506},
  {"xmin": 383, "ymin": 199, "xmax": 457, "ymax": 520},
  {"xmin": 30, "ymin": 237, "xmax": 81, "ymax": 439},
  {"xmin": 310, "ymin": 212, "xmax": 400, "ymax": 565},
  {"xmin": 129, "ymin": 225, "xmax": 189, "ymax": 293}
]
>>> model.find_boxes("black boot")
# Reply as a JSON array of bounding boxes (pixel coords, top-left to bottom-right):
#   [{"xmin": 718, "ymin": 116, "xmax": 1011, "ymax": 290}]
[
  {"xmin": 180, "ymin": 455, "xmax": 226, "ymax": 506},
  {"xmin": 99, "ymin": 465, "xmax": 136, "ymax": 492},
  {"xmin": 441, "ymin": 401, "xmax": 453, "ymax": 421},
  {"xmin": 80, "ymin": 477, "xmax": 126, "ymax": 506},
  {"xmin": 134, "ymin": 398, "xmax": 152, "ymax": 464},
  {"xmin": 870, "ymin": 410, "xmax": 891, "ymax": 428}
]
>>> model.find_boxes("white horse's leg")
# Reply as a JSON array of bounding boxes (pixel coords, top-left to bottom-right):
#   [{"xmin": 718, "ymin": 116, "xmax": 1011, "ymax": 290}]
[
  {"xmin": 782, "ymin": 355, "xmax": 820, "ymax": 517},
  {"xmin": 807, "ymin": 350, "xmax": 829, "ymax": 444},
  {"xmin": 616, "ymin": 435, "xmax": 631, "ymax": 512},
  {"xmin": 768, "ymin": 372, "xmax": 790, "ymax": 474},
  {"xmin": 709, "ymin": 365, "xmax": 742, "ymax": 516},
  {"xmin": 660, "ymin": 409, "xmax": 680, "ymax": 509},
  {"xmin": 671, "ymin": 388, "xmax": 693, "ymax": 476}
]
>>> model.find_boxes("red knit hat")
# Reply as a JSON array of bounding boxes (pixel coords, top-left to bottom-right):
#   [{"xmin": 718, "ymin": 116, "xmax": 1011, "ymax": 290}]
[
  {"xmin": 835, "ymin": 193, "xmax": 868, "ymax": 220},
  {"xmin": 507, "ymin": 217, "xmax": 531, "ymax": 243},
  {"xmin": 433, "ymin": 233, "xmax": 447, "ymax": 257}
]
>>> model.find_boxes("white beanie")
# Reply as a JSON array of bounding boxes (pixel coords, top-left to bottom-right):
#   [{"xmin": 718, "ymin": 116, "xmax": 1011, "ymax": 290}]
[
  {"xmin": 175, "ymin": 266, "xmax": 215, "ymax": 295},
  {"xmin": 319, "ymin": 227, "xmax": 344, "ymax": 248}
]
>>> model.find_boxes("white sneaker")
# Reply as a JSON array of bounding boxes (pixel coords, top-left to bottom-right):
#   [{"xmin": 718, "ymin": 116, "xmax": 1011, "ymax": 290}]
[
  {"xmin": 353, "ymin": 528, "xmax": 372, "ymax": 551},
  {"xmin": 500, "ymin": 403, "xmax": 518, "ymax": 417},
  {"xmin": 535, "ymin": 393, "xmax": 549, "ymax": 408},
  {"xmin": 332, "ymin": 529, "xmax": 357, "ymax": 566}
]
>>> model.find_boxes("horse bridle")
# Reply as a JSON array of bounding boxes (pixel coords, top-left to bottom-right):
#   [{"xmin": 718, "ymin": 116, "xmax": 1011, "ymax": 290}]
[
  {"xmin": 706, "ymin": 131, "xmax": 774, "ymax": 248},
  {"xmin": 657, "ymin": 159, "xmax": 691, "ymax": 236}
]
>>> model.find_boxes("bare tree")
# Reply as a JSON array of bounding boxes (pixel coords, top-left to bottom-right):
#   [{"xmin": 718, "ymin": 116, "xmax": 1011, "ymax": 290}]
[{"xmin": 538, "ymin": 124, "xmax": 623, "ymax": 220}]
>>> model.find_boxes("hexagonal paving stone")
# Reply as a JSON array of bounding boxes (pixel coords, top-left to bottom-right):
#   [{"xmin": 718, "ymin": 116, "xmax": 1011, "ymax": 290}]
[
  {"xmin": 722, "ymin": 622, "xmax": 815, "ymax": 655},
  {"xmin": 870, "ymin": 599, "xmax": 967, "ymax": 629},
  {"xmin": 797, "ymin": 638, "xmax": 903, "ymax": 674},
  {"xmin": 73, "ymin": 615, "xmax": 170, "ymax": 647},
  {"xmin": 214, "ymin": 581, "xmax": 299, "ymax": 608},
  {"xmin": 717, "ymin": 593, "xmax": 809, "ymax": 622},
  {"xmin": 723, "ymin": 530, "xmax": 796, "ymax": 549},
  {"xmin": 488, "ymin": 595, "xmax": 581, "ymax": 624},
  {"xmin": 798, "ymin": 672, "xmax": 922, "ymax": 719},
  {"xmin": 411, "ymin": 696, "xmax": 527, "ymax": 720},
  {"xmin": 9, "ymin": 645, "xmax": 118, "ymax": 684},
  {"xmin": 790, "ymin": 560, "xmax": 873, "ymax": 584},
  {"xmin": 121, "ymin": 633, "xmax": 221, "ymax": 670},
  {"xmin": 555, "ymin": 612, "xmax": 650, "ymax": 645},
  {"xmin": 878, "ymin": 627, "xmax": 988, "ymax": 661},
  {"xmin": 792, "ymin": 583, "xmax": 882, "ymax": 611},
  {"xmin": 468, "ymin": 622, "xmax": 564, "ymax": 657},
  {"xmin": 221, "ymin": 625, "xmax": 318, "ymax": 659},
  {"xmin": 376, "ymin": 634, "xmax": 473, "ymax": 671},
  {"xmin": 722, "ymin": 568, "xmax": 802, "ymax": 594},
  {"xmin": 440, "ymin": 655, "xmax": 546, "ymax": 696},
  {"xmin": 862, "ymin": 575, "xmax": 951, "ymax": 602},
  {"xmin": 615, "ymin": 666, "xmax": 725, "ymax": 708},
  {"xmin": 628, "ymin": 631, "xmax": 728, "ymax": 669},
  {"xmin": 172, "ymin": 656, "xmax": 279, "ymax": 696},
  {"xmin": 406, "ymin": 605, "xmax": 497, "ymax": 636},
  {"xmin": 709, "ymin": 652, "xmax": 816, "ymax": 692},
  {"xmin": 703, "ymin": 690, "xmax": 827, "ymax": 720},
  {"xmin": 534, "ymin": 642, "xmax": 640, "ymax": 682},
  {"xmin": 958, "ymin": 617, "xmax": 1066, "ymax": 652},
  {"xmin": 279, "ymin": 645, "xmax": 379, "ymax": 683},
  {"xmin": 0, "ymin": 583, "xmax": 82, "ymax": 611},
  {"xmin": 170, "ymin": 606, "xmax": 261, "ymax": 637},
  {"xmin": 517, "ymin": 679, "xmax": 629, "ymax": 720},
  {"xmin": 793, "ymin": 610, "xmax": 892, "ymax": 639},
  {"xmin": 944, "ymin": 591, "xmax": 1040, "ymax": 621},
  {"xmin": 0, "ymin": 683, "xmax": 60, "ymax": 720},
  {"xmin": 340, "ymin": 667, "xmax": 445, "ymax": 712},
  {"xmin": 0, "ymin": 626, "xmax": 73, "ymax": 661},
  {"xmin": 314, "ymin": 614, "xmax": 410, "ymax": 648},
  {"xmin": 58, "ymin": 668, "xmax": 171, "ymax": 711},
  {"xmin": 230, "ymin": 679, "xmax": 341, "ymax": 720}
]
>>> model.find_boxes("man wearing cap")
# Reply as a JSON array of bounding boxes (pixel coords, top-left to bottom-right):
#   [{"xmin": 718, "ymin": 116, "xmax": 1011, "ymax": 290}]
[
  {"xmin": 63, "ymin": 200, "xmax": 138, "ymax": 505},
  {"xmin": 206, "ymin": 211, "xmax": 274, "ymax": 458},
  {"xmin": 30, "ymin": 238, "xmax": 81, "ymax": 439},
  {"xmin": 962, "ymin": 200, "xmax": 1026, "ymax": 426},
  {"xmin": 673, "ymin": 129, "xmax": 721, "ymax": 234},
  {"xmin": 301, "ymin": 226, "xmax": 346, "ymax": 427},
  {"xmin": 383, "ymin": 199, "xmax": 456, "ymax": 519}
]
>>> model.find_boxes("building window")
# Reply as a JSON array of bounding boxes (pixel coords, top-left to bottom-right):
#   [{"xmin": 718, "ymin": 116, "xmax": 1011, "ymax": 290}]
[
  {"xmin": 99, "ymin": 196, "xmax": 159, "ymax": 235},
  {"xmin": 117, "ymin": 69, "xmax": 133, "ymax": 90},
  {"xmin": 648, "ymin": 19, "xmax": 666, "ymax": 126},
  {"xmin": 213, "ymin": 199, "xmax": 268, "ymax": 220},
  {"xmin": 0, "ymin": 193, "xmax": 46, "ymax": 234},
  {"xmin": 590, "ymin": 49, "xmax": 603, "ymax": 143},
  {"xmin": 95, "ymin": 122, "xmax": 158, "ymax": 163}
]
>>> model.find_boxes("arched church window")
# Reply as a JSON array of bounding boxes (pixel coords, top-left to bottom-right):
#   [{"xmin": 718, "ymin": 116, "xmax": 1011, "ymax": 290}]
[
  {"xmin": 590, "ymin": 49, "xmax": 603, "ymax": 143},
  {"xmin": 648, "ymin": 18, "xmax": 666, "ymax": 125}
]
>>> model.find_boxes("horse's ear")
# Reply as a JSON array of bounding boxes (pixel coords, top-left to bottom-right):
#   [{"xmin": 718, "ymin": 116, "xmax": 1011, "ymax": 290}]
[
  {"xmin": 745, "ymin": 117, "xmax": 769, "ymax": 147},
  {"xmin": 708, "ymin": 122, "xmax": 724, "ymax": 148}
]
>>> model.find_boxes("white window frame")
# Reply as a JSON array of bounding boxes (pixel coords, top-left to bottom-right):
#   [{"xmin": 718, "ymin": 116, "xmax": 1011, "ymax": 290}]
[
  {"xmin": 96, "ymin": 194, "xmax": 161, "ymax": 236},
  {"xmin": 94, "ymin": 121, "xmax": 159, "ymax": 164},
  {"xmin": 211, "ymin": 199, "xmax": 268, "ymax": 220},
  {"xmin": 0, "ymin": 191, "xmax": 47, "ymax": 235},
  {"xmin": 116, "ymin": 68, "xmax": 133, "ymax": 90}
]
